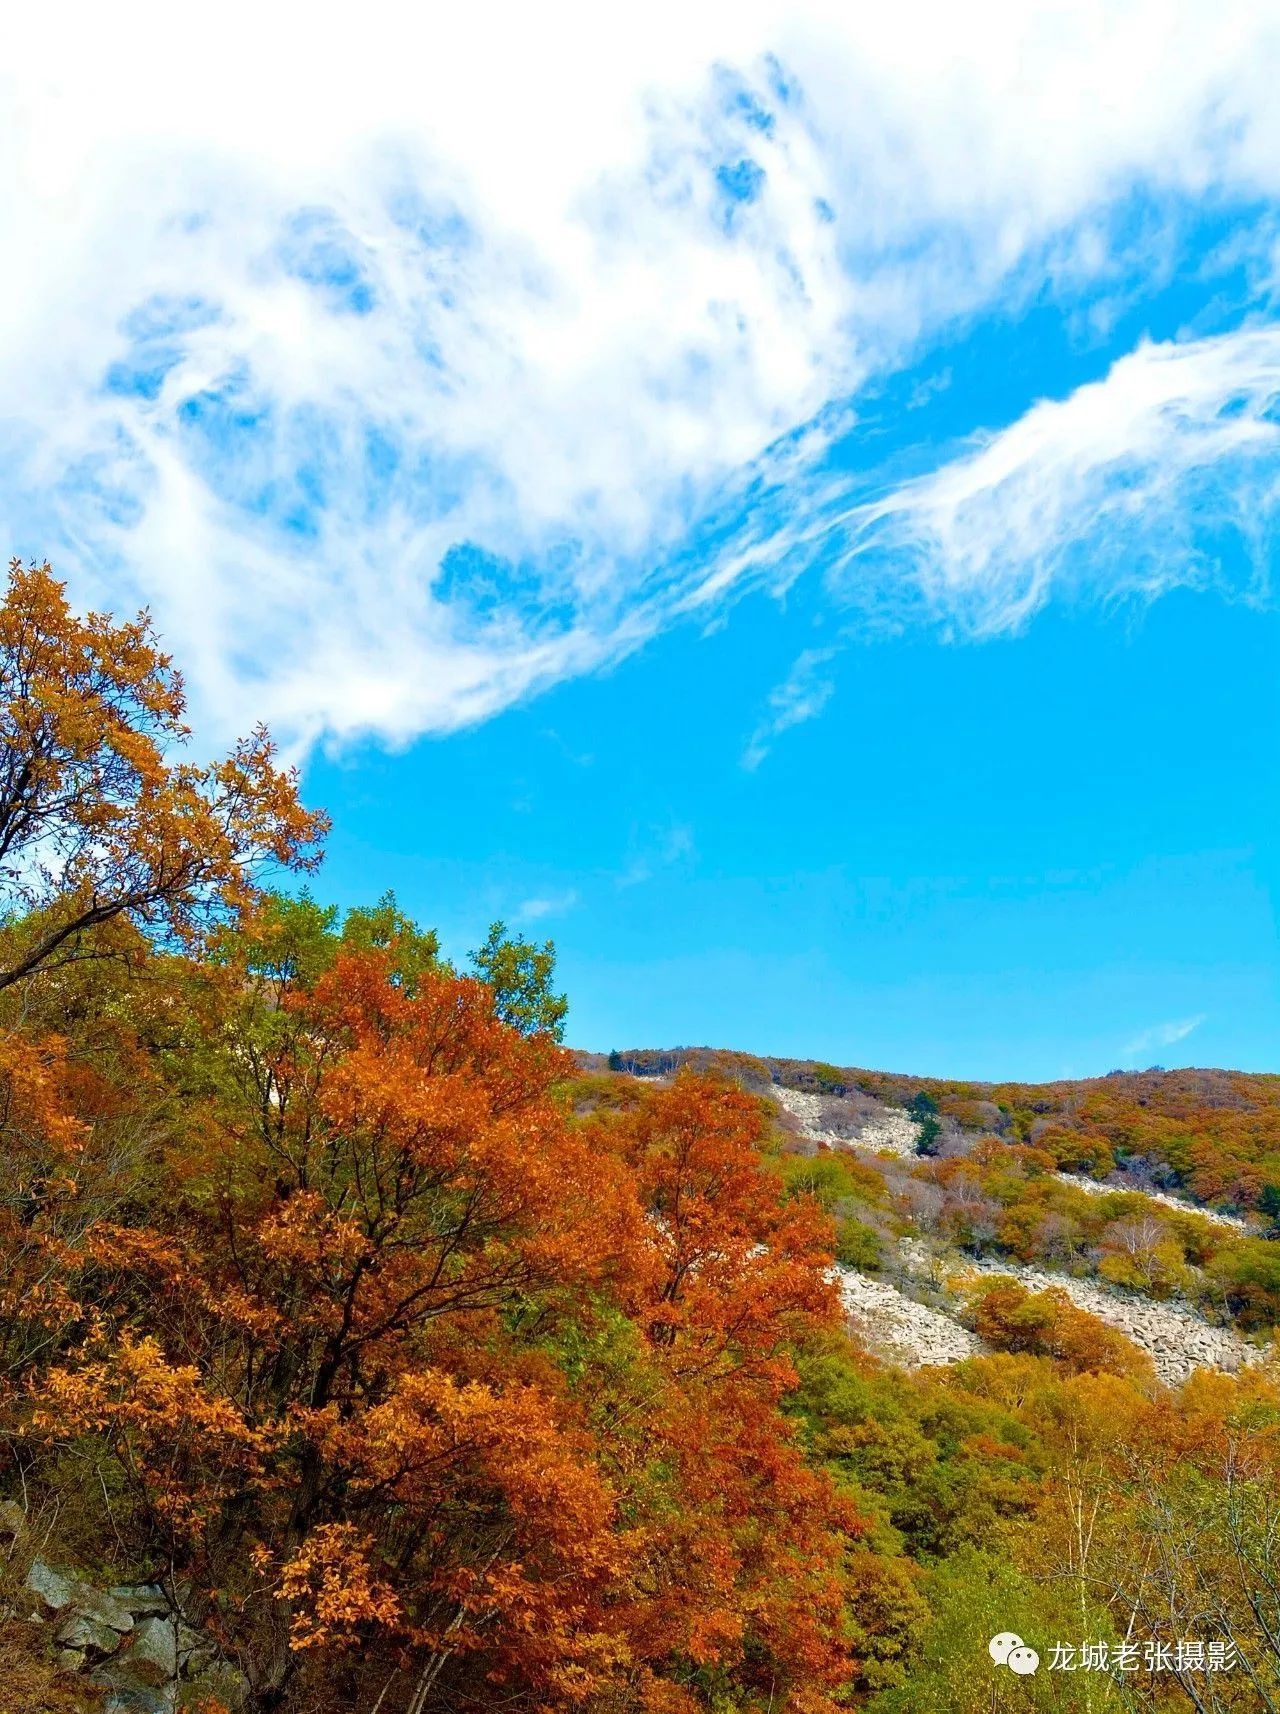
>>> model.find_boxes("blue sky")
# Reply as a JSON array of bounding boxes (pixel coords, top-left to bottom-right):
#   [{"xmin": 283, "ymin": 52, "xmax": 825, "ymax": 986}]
[
  {"xmin": 3, "ymin": 4, "xmax": 1280, "ymax": 1077},
  {"xmin": 310, "ymin": 560, "xmax": 1280, "ymax": 1080}
]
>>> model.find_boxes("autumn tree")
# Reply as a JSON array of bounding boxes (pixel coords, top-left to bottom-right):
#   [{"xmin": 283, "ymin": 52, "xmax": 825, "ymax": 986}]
[
  {"xmin": 24, "ymin": 946, "xmax": 626, "ymax": 1704},
  {"xmin": 579, "ymin": 1074, "xmax": 856, "ymax": 1711},
  {"xmin": 0, "ymin": 558, "xmax": 326, "ymax": 990},
  {"xmin": 967, "ymin": 1278, "xmax": 1152, "ymax": 1381},
  {"xmin": 1011, "ymin": 1367, "xmax": 1280, "ymax": 1713},
  {"xmin": 1095, "ymin": 1213, "xmax": 1190, "ymax": 1297},
  {"xmin": 21, "ymin": 978, "xmax": 858, "ymax": 1713}
]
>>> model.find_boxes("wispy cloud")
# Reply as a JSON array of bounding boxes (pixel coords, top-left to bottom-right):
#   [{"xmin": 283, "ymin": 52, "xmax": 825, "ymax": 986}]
[
  {"xmin": 697, "ymin": 325, "xmax": 1280, "ymax": 643},
  {"xmin": 837, "ymin": 329, "xmax": 1280, "ymax": 634},
  {"xmin": 4, "ymin": 7, "xmax": 1280, "ymax": 751},
  {"xmin": 618, "ymin": 824, "xmax": 695, "ymax": 889},
  {"xmin": 1121, "ymin": 1013, "xmax": 1207, "ymax": 1061},
  {"xmin": 742, "ymin": 646, "xmax": 840, "ymax": 769},
  {"xmin": 516, "ymin": 890, "xmax": 579, "ymax": 924}
]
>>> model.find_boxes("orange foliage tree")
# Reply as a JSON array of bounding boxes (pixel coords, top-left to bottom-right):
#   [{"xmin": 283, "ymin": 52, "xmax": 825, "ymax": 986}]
[
  {"xmin": 0, "ymin": 564, "xmax": 859, "ymax": 1710},
  {"xmin": 967, "ymin": 1278, "xmax": 1152, "ymax": 1382},
  {"xmin": 19, "ymin": 936, "xmax": 857, "ymax": 1712},
  {"xmin": 0, "ymin": 558, "xmax": 326, "ymax": 992}
]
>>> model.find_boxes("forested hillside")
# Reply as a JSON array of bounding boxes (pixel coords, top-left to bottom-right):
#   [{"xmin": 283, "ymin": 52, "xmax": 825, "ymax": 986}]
[
  {"xmin": 596, "ymin": 1048, "xmax": 1280, "ymax": 1215},
  {"xmin": 2, "ymin": 560, "xmax": 1279, "ymax": 1714}
]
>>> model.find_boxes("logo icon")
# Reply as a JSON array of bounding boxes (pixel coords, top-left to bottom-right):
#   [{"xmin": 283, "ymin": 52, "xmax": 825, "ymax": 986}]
[{"xmin": 989, "ymin": 1633, "xmax": 1040, "ymax": 1676}]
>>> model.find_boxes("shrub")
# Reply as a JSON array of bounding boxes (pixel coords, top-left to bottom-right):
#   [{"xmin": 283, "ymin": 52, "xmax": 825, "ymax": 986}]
[
  {"xmin": 813, "ymin": 1062, "xmax": 849, "ymax": 1095},
  {"xmin": 1207, "ymin": 1241, "xmax": 1280, "ymax": 1330},
  {"xmin": 836, "ymin": 1217, "xmax": 884, "ymax": 1271}
]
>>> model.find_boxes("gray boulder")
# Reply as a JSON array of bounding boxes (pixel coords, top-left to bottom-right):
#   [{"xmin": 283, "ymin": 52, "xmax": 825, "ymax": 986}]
[
  {"xmin": 120, "ymin": 1613, "xmax": 180, "ymax": 1685},
  {"xmin": 72, "ymin": 1583, "xmax": 136, "ymax": 1633},
  {"xmin": 177, "ymin": 1618, "xmax": 216, "ymax": 1674},
  {"xmin": 23, "ymin": 1557, "xmax": 75, "ymax": 1612},
  {"xmin": 55, "ymin": 1608, "xmax": 128, "ymax": 1656},
  {"xmin": 110, "ymin": 1582, "xmax": 171, "ymax": 1618},
  {"xmin": 92, "ymin": 1676, "xmax": 177, "ymax": 1714}
]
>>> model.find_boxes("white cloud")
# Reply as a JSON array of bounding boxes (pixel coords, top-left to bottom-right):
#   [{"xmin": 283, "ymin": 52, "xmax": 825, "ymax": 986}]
[
  {"xmin": 3, "ymin": 3, "xmax": 1280, "ymax": 748},
  {"xmin": 1122, "ymin": 1014, "xmax": 1207, "ymax": 1060},
  {"xmin": 723, "ymin": 326, "xmax": 1280, "ymax": 638},
  {"xmin": 743, "ymin": 647, "xmax": 840, "ymax": 769},
  {"xmin": 863, "ymin": 328, "xmax": 1280, "ymax": 629}
]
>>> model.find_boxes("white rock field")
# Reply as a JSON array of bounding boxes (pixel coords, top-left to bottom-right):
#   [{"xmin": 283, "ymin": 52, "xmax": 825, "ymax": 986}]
[
  {"xmin": 837, "ymin": 1269, "xmax": 982, "ymax": 1367},
  {"xmin": 771, "ymin": 1085, "xmax": 918, "ymax": 1157},
  {"xmin": 951, "ymin": 1254, "xmax": 1255, "ymax": 1387},
  {"xmin": 838, "ymin": 1245, "xmax": 1263, "ymax": 1387},
  {"xmin": 1054, "ymin": 1171, "xmax": 1252, "ymax": 1231}
]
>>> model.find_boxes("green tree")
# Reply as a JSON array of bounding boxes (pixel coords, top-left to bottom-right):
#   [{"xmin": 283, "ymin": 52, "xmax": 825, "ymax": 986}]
[
  {"xmin": 337, "ymin": 890, "xmax": 442, "ymax": 994},
  {"xmin": 219, "ymin": 888, "xmax": 441, "ymax": 996},
  {"xmin": 469, "ymin": 919, "xmax": 569, "ymax": 1039},
  {"xmin": 909, "ymin": 1091, "xmax": 942, "ymax": 1156},
  {"xmin": 1207, "ymin": 1239, "xmax": 1280, "ymax": 1328},
  {"xmin": 868, "ymin": 1549, "xmax": 1130, "ymax": 1713},
  {"xmin": 813, "ymin": 1062, "xmax": 848, "ymax": 1095},
  {"xmin": 835, "ymin": 1216, "xmax": 883, "ymax": 1271}
]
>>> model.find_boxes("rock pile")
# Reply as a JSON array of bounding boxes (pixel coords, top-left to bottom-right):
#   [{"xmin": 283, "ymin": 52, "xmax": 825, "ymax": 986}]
[
  {"xmin": 951, "ymin": 1254, "xmax": 1255, "ymax": 1387},
  {"xmin": 1054, "ymin": 1171, "xmax": 1253, "ymax": 1232},
  {"xmin": 840, "ymin": 1241, "xmax": 1267, "ymax": 1386},
  {"xmin": 772, "ymin": 1086, "xmax": 919, "ymax": 1158},
  {"xmin": 8, "ymin": 1525, "xmax": 247, "ymax": 1714},
  {"xmin": 838, "ymin": 1268, "xmax": 982, "ymax": 1367}
]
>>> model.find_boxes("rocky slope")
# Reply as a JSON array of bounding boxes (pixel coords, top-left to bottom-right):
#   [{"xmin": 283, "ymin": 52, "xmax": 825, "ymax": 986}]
[
  {"xmin": 608, "ymin": 1063, "xmax": 1274, "ymax": 1388},
  {"xmin": 850, "ymin": 1240, "xmax": 1257, "ymax": 1386},
  {"xmin": 837, "ymin": 1269, "xmax": 982, "ymax": 1366},
  {"xmin": 771, "ymin": 1083, "xmax": 1268, "ymax": 1385}
]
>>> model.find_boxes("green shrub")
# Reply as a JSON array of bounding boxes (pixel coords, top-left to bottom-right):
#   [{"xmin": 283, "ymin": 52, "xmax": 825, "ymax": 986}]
[{"xmin": 836, "ymin": 1217, "xmax": 884, "ymax": 1271}]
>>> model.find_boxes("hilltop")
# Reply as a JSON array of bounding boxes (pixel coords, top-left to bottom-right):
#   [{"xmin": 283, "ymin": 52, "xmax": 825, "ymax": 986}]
[{"xmin": 584, "ymin": 1047, "xmax": 1280, "ymax": 1210}]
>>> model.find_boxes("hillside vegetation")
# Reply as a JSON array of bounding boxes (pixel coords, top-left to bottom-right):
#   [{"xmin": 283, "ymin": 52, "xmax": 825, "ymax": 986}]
[
  {"xmin": 1, "ymin": 559, "xmax": 1279, "ymax": 1714},
  {"xmin": 598, "ymin": 1048, "xmax": 1280, "ymax": 1214},
  {"xmin": 597, "ymin": 1047, "xmax": 1280, "ymax": 1346}
]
